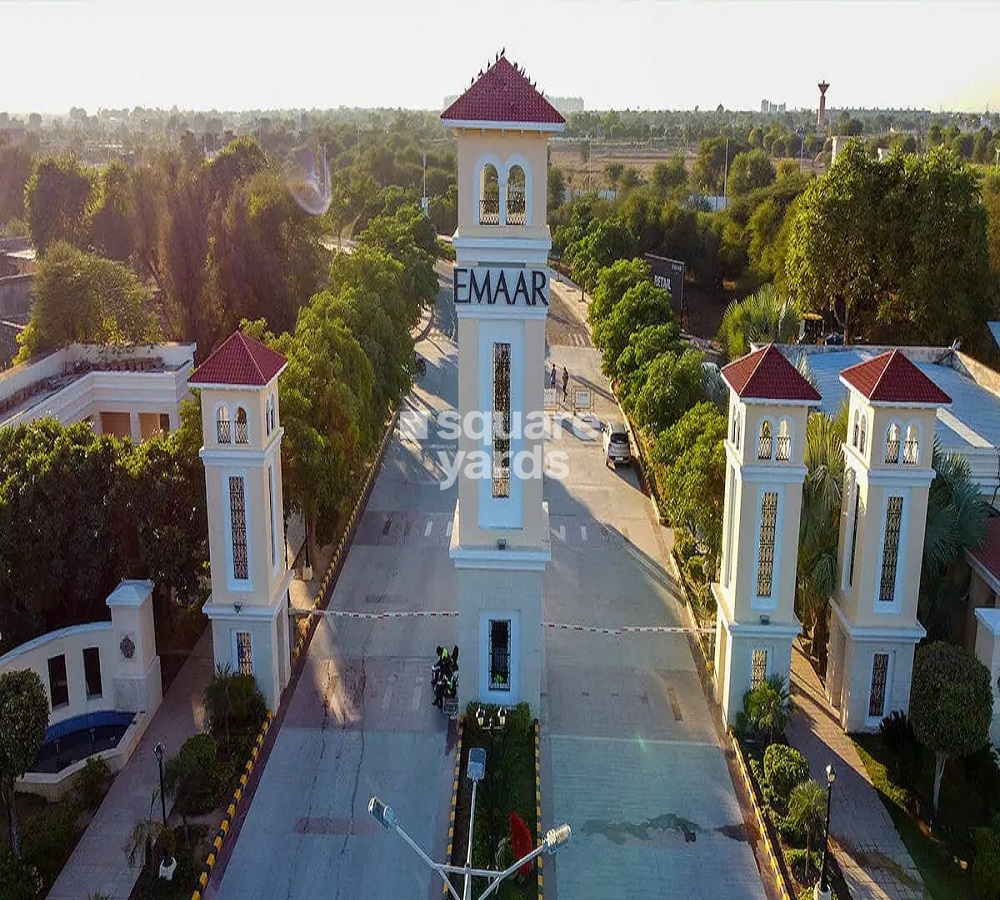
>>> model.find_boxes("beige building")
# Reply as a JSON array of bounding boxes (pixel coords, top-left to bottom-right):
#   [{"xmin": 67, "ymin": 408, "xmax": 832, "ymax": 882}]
[
  {"xmin": 826, "ymin": 351, "xmax": 948, "ymax": 732},
  {"xmin": 714, "ymin": 345, "xmax": 821, "ymax": 725},
  {"xmin": 442, "ymin": 55, "xmax": 564, "ymax": 711},
  {"xmin": 189, "ymin": 332, "xmax": 293, "ymax": 710}
]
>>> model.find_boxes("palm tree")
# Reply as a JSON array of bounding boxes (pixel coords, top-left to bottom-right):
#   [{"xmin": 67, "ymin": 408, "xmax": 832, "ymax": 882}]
[
  {"xmin": 796, "ymin": 404, "xmax": 847, "ymax": 665},
  {"xmin": 746, "ymin": 674, "xmax": 793, "ymax": 745},
  {"xmin": 716, "ymin": 283, "xmax": 802, "ymax": 362},
  {"xmin": 920, "ymin": 444, "xmax": 988, "ymax": 640},
  {"xmin": 788, "ymin": 780, "xmax": 828, "ymax": 882}
]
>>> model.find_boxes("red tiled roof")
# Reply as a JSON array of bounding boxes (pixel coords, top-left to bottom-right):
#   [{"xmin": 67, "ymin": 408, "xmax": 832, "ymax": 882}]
[
  {"xmin": 721, "ymin": 344, "xmax": 822, "ymax": 402},
  {"xmin": 971, "ymin": 517, "xmax": 1000, "ymax": 584},
  {"xmin": 189, "ymin": 332, "xmax": 286, "ymax": 387},
  {"xmin": 441, "ymin": 55, "xmax": 565, "ymax": 126},
  {"xmin": 840, "ymin": 350, "xmax": 950, "ymax": 405}
]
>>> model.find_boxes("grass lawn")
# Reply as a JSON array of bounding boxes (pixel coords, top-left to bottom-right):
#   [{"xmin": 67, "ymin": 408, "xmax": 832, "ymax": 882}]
[{"xmin": 852, "ymin": 735, "xmax": 973, "ymax": 898}]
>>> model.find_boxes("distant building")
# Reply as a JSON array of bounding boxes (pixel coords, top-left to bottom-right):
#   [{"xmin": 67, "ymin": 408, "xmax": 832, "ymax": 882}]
[
  {"xmin": 0, "ymin": 342, "xmax": 196, "ymax": 440},
  {"xmin": 760, "ymin": 99, "xmax": 786, "ymax": 114}
]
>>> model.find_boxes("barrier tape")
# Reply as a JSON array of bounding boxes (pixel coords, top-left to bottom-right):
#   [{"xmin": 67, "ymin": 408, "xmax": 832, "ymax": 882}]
[{"xmin": 298, "ymin": 610, "xmax": 712, "ymax": 634}]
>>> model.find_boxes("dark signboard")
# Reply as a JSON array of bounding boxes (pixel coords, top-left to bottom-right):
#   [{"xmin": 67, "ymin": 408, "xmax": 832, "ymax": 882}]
[{"xmin": 644, "ymin": 254, "xmax": 685, "ymax": 315}]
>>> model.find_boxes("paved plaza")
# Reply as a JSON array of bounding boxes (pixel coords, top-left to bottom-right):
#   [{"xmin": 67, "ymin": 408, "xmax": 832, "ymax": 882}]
[{"xmin": 207, "ymin": 274, "xmax": 766, "ymax": 898}]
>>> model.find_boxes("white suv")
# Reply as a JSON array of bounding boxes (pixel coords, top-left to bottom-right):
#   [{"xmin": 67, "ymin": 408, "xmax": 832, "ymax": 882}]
[{"xmin": 602, "ymin": 420, "xmax": 631, "ymax": 467}]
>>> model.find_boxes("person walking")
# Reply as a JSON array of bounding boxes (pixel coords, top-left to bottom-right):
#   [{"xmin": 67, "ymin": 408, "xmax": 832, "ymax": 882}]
[
  {"xmin": 549, "ymin": 363, "xmax": 557, "ymax": 390},
  {"xmin": 562, "ymin": 366, "xmax": 569, "ymax": 401}
]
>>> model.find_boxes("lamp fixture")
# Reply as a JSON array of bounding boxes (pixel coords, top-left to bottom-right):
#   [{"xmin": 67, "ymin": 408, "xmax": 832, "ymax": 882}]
[
  {"xmin": 234, "ymin": 599, "xmax": 244, "ymax": 614},
  {"xmin": 759, "ymin": 614, "xmax": 770, "ymax": 625},
  {"xmin": 497, "ymin": 539, "xmax": 507, "ymax": 550}
]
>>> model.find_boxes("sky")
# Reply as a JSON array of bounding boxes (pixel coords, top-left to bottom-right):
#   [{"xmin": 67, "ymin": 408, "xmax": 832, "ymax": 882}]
[{"xmin": 2, "ymin": 0, "xmax": 999, "ymax": 115}]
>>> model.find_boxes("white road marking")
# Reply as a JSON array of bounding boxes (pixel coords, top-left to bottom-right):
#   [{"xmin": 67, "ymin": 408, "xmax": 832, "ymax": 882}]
[
  {"xmin": 580, "ymin": 525, "xmax": 587, "ymax": 542},
  {"xmin": 558, "ymin": 525, "xmax": 566, "ymax": 541},
  {"xmin": 382, "ymin": 679, "xmax": 393, "ymax": 711},
  {"xmin": 411, "ymin": 678, "xmax": 422, "ymax": 711},
  {"xmin": 445, "ymin": 521, "xmax": 453, "ymax": 537},
  {"xmin": 425, "ymin": 521, "xmax": 433, "ymax": 537}
]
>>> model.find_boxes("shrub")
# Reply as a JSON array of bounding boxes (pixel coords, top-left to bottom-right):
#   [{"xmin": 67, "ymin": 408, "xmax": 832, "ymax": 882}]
[
  {"xmin": 204, "ymin": 665, "xmax": 267, "ymax": 753},
  {"xmin": 742, "ymin": 674, "xmax": 793, "ymax": 747},
  {"xmin": 786, "ymin": 848, "xmax": 823, "ymax": 886},
  {"xmin": 20, "ymin": 797, "xmax": 81, "ymax": 886},
  {"xmin": 878, "ymin": 710, "xmax": 920, "ymax": 790},
  {"xmin": 763, "ymin": 744, "xmax": 810, "ymax": 814},
  {"xmin": 973, "ymin": 815, "xmax": 1000, "ymax": 900},
  {"xmin": 165, "ymin": 733, "xmax": 224, "ymax": 816},
  {"xmin": 0, "ymin": 852, "xmax": 43, "ymax": 900},
  {"xmin": 672, "ymin": 529, "xmax": 697, "ymax": 564},
  {"xmin": 684, "ymin": 554, "xmax": 705, "ymax": 585},
  {"xmin": 76, "ymin": 756, "xmax": 111, "ymax": 810}
]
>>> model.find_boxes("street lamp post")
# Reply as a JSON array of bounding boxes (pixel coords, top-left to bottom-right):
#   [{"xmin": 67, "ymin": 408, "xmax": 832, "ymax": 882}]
[
  {"xmin": 817, "ymin": 763, "xmax": 836, "ymax": 900},
  {"xmin": 153, "ymin": 742, "xmax": 167, "ymax": 827},
  {"xmin": 368, "ymin": 747, "xmax": 571, "ymax": 900}
]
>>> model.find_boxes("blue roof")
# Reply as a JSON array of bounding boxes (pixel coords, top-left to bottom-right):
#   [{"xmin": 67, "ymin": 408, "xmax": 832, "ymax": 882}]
[{"xmin": 788, "ymin": 348, "xmax": 1000, "ymax": 454}]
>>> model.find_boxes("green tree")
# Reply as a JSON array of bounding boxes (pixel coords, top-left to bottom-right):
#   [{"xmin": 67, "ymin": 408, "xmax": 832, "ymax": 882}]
[
  {"xmin": 627, "ymin": 349, "xmax": 706, "ymax": 434},
  {"xmin": 743, "ymin": 673, "xmax": 792, "ymax": 746},
  {"xmin": 615, "ymin": 323, "xmax": 686, "ymax": 402},
  {"xmin": 565, "ymin": 217, "xmax": 638, "ymax": 292},
  {"xmin": 0, "ymin": 670, "xmax": 49, "ymax": 859},
  {"xmin": 24, "ymin": 154, "xmax": 94, "ymax": 252},
  {"xmin": 547, "ymin": 166, "xmax": 566, "ymax": 210},
  {"xmin": 0, "ymin": 136, "xmax": 34, "ymax": 229},
  {"xmin": 692, "ymin": 136, "xmax": 728, "ymax": 194},
  {"xmin": 89, "ymin": 160, "xmax": 134, "ymax": 262},
  {"xmin": 16, "ymin": 242, "xmax": 160, "ymax": 362},
  {"xmin": 652, "ymin": 402, "xmax": 727, "ymax": 572},
  {"xmin": 716, "ymin": 284, "xmax": 801, "ymax": 363},
  {"xmin": 604, "ymin": 161, "xmax": 624, "ymax": 189},
  {"xmin": 909, "ymin": 641, "xmax": 993, "ymax": 814},
  {"xmin": 164, "ymin": 733, "xmax": 224, "ymax": 842},
  {"xmin": 920, "ymin": 447, "xmax": 988, "ymax": 639},
  {"xmin": 588, "ymin": 257, "xmax": 651, "ymax": 327},
  {"xmin": 650, "ymin": 156, "xmax": 688, "ymax": 196},
  {"xmin": 592, "ymin": 281, "xmax": 673, "ymax": 379},
  {"xmin": 787, "ymin": 780, "xmax": 828, "ymax": 881},
  {"xmin": 727, "ymin": 150, "xmax": 776, "ymax": 196}
]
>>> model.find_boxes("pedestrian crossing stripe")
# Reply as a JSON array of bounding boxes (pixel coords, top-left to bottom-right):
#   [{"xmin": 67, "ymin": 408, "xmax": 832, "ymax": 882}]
[{"xmin": 292, "ymin": 608, "xmax": 712, "ymax": 633}]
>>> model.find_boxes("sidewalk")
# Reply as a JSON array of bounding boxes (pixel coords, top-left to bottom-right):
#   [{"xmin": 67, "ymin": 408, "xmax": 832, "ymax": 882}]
[
  {"xmin": 47, "ymin": 630, "xmax": 214, "ymax": 900},
  {"xmin": 787, "ymin": 640, "xmax": 925, "ymax": 900}
]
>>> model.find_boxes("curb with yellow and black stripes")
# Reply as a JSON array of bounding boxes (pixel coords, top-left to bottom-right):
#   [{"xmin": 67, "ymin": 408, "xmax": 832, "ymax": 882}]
[
  {"xmin": 534, "ymin": 719, "xmax": 544, "ymax": 899},
  {"xmin": 442, "ymin": 717, "xmax": 464, "ymax": 897},
  {"xmin": 730, "ymin": 735, "xmax": 794, "ymax": 900},
  {"xmin": 190, "ymin": 711, "xmax": 273, "ymax": 900}
]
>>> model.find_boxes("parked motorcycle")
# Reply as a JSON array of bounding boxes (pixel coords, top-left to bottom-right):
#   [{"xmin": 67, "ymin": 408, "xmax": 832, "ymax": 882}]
[{"xmin": 431, "ymin": 645, "xmax": 459, "ymax": 720}]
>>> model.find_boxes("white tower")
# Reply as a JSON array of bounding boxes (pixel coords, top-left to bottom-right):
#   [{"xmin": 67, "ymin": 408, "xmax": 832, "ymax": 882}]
[
  {"xmin": 441, "ymin": 54, "xmax": 565, "ymax": 712},
  {"xmin": 714, "ymin": 345, "xmax": 821, "ymax": 726},
  {"xmin": 189, "ymin": 332, "xmax": 294, "ymax": 710},
  {"xmin": 826, "ymin": 350, "xmax": 949, "ymax": 732}
]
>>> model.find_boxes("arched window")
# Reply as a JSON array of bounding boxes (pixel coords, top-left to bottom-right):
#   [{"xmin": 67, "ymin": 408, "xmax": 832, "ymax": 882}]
[
  {"xmin": 216, "ymin": 406, "xmax": 231, "ymax": 444},
  {"xmin": 730, "ymin": 406, "xmax": 737, "ymax": 444},
  {"xmin": 852, "ymin": 410, "xmax": 860, "ymax": 448},
  {"xmin": 859, "ymin": 414, "xmax": 868, "ymax": 455},
  {"xmin": 884, "ymin": 423, "xmax": 900, "ymax": 464},
  {"xmin": 265, "ymin": 394, "xmax": 275, "ymax": 436},
  {"xmin": 235, "ymin": 406, "xmax": 249, "ymax": 444},
  {"xmin": 479, "ymin": 164, "xmax": 500, "ymax": 225},
  {"xmin": 776, "ymin": 419, "xmax": 791, "ymax": 461},
  {"xmin": 758, "ymin": 420, "xmax": 773, "ymax": 460},
  {"xmin": 506, "ymin": 164, "xmax": 526, "ymax": 225},
  {"xmin": 735, "ymin": 411, "xmax": 742, "ymax": 450},
  {"xmin": 903, "ymin": 423, "xmax": 919, "ymax": 465}
]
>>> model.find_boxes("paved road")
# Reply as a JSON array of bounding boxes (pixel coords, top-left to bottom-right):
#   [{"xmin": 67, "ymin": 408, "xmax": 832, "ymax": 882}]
[
  {"xmin": 209, "ymin": 269, "xmax": 767, "ymax": 899},
  {"xmin": 540, "ymin": 278, "xmax": 766, "ymax": 899}
]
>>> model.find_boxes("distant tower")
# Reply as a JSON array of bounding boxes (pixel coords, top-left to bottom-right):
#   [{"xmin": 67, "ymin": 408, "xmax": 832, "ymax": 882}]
[{"xmin": 817, "ymin": 81, "xmax": 830, "ymax": 129}]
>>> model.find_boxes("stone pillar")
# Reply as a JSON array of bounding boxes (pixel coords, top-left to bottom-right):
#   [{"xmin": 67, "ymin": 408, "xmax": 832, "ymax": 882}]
[{"xmin": 106, "ymin": 580, "xmax": 162, "ymax": 715}]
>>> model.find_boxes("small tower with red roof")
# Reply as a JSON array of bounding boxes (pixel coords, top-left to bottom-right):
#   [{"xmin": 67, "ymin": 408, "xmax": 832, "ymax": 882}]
[
  {"xmin": 442, "ymin": 53, "xmax": 564, "ymax": 711},
  {"xmin": 189, "ymin": 332, "xmax": 293, "ymax": 710},
  {"xmin": 826, "ymin": 350, "xmax": 950, "ymax": 732},
  {"xmin": 715, "ymin": 345, "xmax": 821, "ymax": 726}
]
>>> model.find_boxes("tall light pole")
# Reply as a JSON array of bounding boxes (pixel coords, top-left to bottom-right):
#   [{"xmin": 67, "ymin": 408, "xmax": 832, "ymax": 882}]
[
  {"xmin": 722, "ymin": 136, "xmax": 730, "ymax": 203},
  {"xmin": 817, "ymin": 763, "xmax": 836, "ymax": 899},
  {"xmin": 368, "ymin": 747, "xmax": 571, "ymax": 900},
  {"xmin": 153, "ymin": 742, "xmax": 167, "ymax": 827}
]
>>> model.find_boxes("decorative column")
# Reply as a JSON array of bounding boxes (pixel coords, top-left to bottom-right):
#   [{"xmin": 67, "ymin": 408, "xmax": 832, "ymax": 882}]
[{"xmin": 442, "ymin": 53, "xmax": 565, "ymax": 712}]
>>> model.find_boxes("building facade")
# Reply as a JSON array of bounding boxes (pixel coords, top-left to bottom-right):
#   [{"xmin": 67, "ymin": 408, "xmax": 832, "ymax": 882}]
[
  {"xmin": 189, "ymin": 332, "xmax": 294, "ymax": 711},
  {"xmin": 714, "ymin": 345, "xmax": 820, "ymax": 725},
  {"xmin": 441, "ymin": 54, "xmax": 564, "ymax": 711}
]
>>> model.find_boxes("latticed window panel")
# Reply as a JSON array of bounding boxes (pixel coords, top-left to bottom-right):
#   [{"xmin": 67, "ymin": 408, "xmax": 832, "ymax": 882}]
[
  {"xmin": 506, "ymin": 191, "xmax": 526, "ymax": 226},
  {"xmin": 848, "ymin": 482, "xmax": 861, "ymax": 587},
  {"xmin": 229, "ymin": 476, "xmax": 249, "ymax": 581},
  {"xmin": 489, "ymin": 619, "xmax": 511, "ymax": 691},
  {"xmin": 750, "ymin": 648, "xmax": 767, "ymax": 691},
  {"xmin": 775, "ymin": 435, "xmax": 791, "ymax": 461},
  {"xmin": 236, "ymin": 632, "xmax": 253, "ymax": 677},
  {"xmin": 217, "ymin": 413, "xmax": 231, "ymax": 444},
  {"xmin": 493, "ymin": 343, "xmax": 511, "ymax": 499},
  {"xmin": 756, "ymin": 491, "xmax": 778, "ymax": 597},
  {"xmin": 757, "ymin": 424, "xmax": 773, "ymax": 460},
  {"xmin": 480, "ymin": 198, "xmax": 500, "ymax": 226},
  {"xmin": 879, "ymin": 496, "xmax": 903, "ymax": 602},
  {"xmin": 869, "ymin": 653, "xmax": 889, "ymax": 718},
  {"xmin": 902, "ymin": 439, "xmax": 919, "ymax": 465},
  {"xmin": 235, "ymin": 408, "xmax": 249, "ymax": 444}
]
